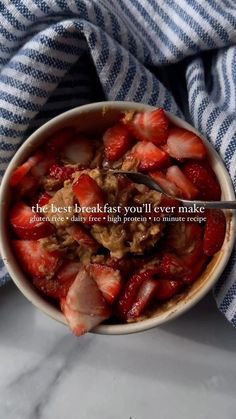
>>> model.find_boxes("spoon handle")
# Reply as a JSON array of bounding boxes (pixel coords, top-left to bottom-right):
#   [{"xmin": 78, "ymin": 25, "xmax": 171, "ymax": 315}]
[
  {"xmin": 109, "ymin": 170, "xmax": 236, "ymax": 210},
  {"xmin": 180, "ymin": 199, "xmax": 236, "ymax": 209}
]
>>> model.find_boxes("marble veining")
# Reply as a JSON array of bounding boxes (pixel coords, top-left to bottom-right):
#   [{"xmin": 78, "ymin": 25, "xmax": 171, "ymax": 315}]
[{"xmin": 0, "ymin": 283, "xmax": 236, "ymax": 419}]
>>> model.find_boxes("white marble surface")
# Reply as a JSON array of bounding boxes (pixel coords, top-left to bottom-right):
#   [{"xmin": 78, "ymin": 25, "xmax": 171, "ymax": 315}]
[{"xmin": 0, "ymin": 282, "xmax": 235, "ymax": 419}]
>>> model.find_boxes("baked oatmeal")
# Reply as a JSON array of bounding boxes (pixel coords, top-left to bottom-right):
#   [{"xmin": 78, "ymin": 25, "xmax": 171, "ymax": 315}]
[{"xmin": 9, "ymin": 108, "xmax": 226, "ymax": 335}]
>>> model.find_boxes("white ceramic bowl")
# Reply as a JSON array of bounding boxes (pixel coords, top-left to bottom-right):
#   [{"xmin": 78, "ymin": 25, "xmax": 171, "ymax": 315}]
[{"xmin": 0, "ymin": 101, "xmax": 235, "ymax": 335}]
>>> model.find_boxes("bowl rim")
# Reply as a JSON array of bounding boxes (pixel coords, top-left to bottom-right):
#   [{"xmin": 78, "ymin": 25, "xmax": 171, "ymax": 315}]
[{"xmin": 0, "ymin": 101, "xmax": 235, "ymax": 335}]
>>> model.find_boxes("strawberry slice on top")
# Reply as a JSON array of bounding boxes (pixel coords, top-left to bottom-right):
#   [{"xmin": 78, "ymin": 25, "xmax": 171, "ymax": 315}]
[
  {"xmin": 155, "ymin": 279, "xmax": 183, "ymax": 301},
  {"xmin": 166, "ymin": 127, "xmax": 207, "ymax": 160},
  {"xmin": 46, "ymin": 127, "xmax": 76, "ymax": 154},
  {"xmin": 132, "ymin": 141, "xmax": 170, "ymax": 172},
  {"xmin": 62, "ymin": 136, "xmax": 94, "ymax": 167},
  {"xmin": 17, "ymin": 174, "xmax": 39, "ymax": 198},
  {"xmin": 116, "ymin": 268, "xmax": 159, "ymax": 320},
  {"xmin": 166, "ymin": 222, "xmax": 203, "ymax": 256},
  {"xmin": 124, "ymin": 108, "xmax": 169, "ymax": 146},
  {"xmin": 149, "ymin": 170, "xmax": 183, "ymax": 197},
  {"xmin": 203, "ymin": 209, "xmax": 226, "ymax": 256},
  {"xmin": 166, "ymin": 165, "xmax": 199, "ymax": 199},
  {"xmin": 66, "ymin": 224, "xmax": 99, "ymax": 251},
  {"xmin": 103, "ymin": 123, "xmax": 134, "ymax": 161},
  {"xmin": 49, "ymin": 163, "xmax": 76, "ymax": 182},
  {"xmin": 158, "ymin": 253, "xmax": 189, "ymax": 279},
  {"xmin": 126, "ymin": 278, "xmax": 159, "ymax": 320},
  {"xmin": 182, "ymin": 161, "xmax": 221, "ymax": 201},
  {"xmin": 10, "ymin": 201, "xmax": 54, "ymax": 240},
  {"xmin": 36, "ymin": 192, "xmax": 52, "ymax": 208},
  {"xmin": 89, "ymin": 263, "xmax": 122, "ymax": 304},
  {"xmin": 12, "ymin": 239, "xmax": 61, "ymax": 280},
  {"xmin": 72, "ymin": 174, "xmax": 107, "ymax": 224},
  {"xmin": 33, "ymin": 259, "xmax": 81, "ymax": 299},
  {"xmin": 10, "ymin": 152, "xmax": 44, "ymax": 187},
  {"xmin": 73, "ymin": 174, "xmax": 105, "ymax": 207}
]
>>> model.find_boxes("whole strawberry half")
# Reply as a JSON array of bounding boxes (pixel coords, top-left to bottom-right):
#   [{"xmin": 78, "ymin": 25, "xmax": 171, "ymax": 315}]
[
  {"xmin": 124, "ymin": 108, "xmax": 169, "ymax": 146},
  {"xmin": 61, "ymin": 267, "xmax": 111, "ymax": 336},
  {"xmin": 203, "ymin": 209, "xmax": 226, "ymax": 256},
  {"xmin": 182, "ymin": 161, "xmax": 221, "ymax": 201},
  {"xmin": 10, "ymin": 201, "xmax": 54, "ymax": 240},
  {"xmin": 103, "ymin": 123, "xmax": 134, "ymax": 161}
]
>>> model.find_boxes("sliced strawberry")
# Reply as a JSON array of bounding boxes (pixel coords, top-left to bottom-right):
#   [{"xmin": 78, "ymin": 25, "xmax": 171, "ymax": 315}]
[
  {"xmin": 49, "ymin": 163, "xmax": 76, "ymax": 182},
  {"xmin": 182, "ymin": 161, "xmax": 221, "ymax": 201},
  {"xmin": 62, "ymin": 136, "xmax": 94, "ymax": 166},
  {"xmin": 166, "ymin": 127, "xmax": 207, "ymax": 160},
  {"xmin": 10, "ymin": 152, "xmax": 44, "ymax": 187},
  {"xmin": 46, "ymin": 127, "xmax": 76, "ymax": 153},
  {"xmin": 104, "ymin": 256, "xmax": 143, "ymax": 279},
  {"xmin": 116, "ymin": 268, "xmax": 159, "ymax": 320},
  {"xmin": 17, "ymin": 174, "xmax": 39, "ymax": 198},
  {"xmin": 158, "ymin": 253, "xmax": 189, "ymax": 279},
  {"xmin": 56, "ymin": 260, "xmax": 81, "ymax": 287},
  {"xmin": 166, "ymin": 222, "xmax": 203, "ymax": 255},
  {"xmin": 132, "ymin": 141, "xmax": 170, "ymax": 172},
  {"xmin": 124, "ymin": 108, "xmax": 169, "ymax": 145},
  {"xmin": 150, "ymin": 170, "xmax": 183, "ymax": 197},
  {"xmin": 31, "ymin": 155, "xmax": 56, "ymax": 179},
  {"xmin": 10, "ymin": 201, "xmax": 54, "ymax": 239},
  {"xmin": 203, "ymin": 210, "xmax": 226, "ymax": 256},
  {"xmin": 89, "ymin": 263, "xmax": 122, "ymax": 304},
  {"xmin": 72, "ymin": 174, "xmax": 107, "ymax": 224},
  {"xmin": 183, "ymin": 253, "xmax": 209, "ymax": 284},
  {"xmin": 155, "ymin": 279, "xmax": 183, "ymax": 301},
  {"xmin": 66, "ymin": 224, "xmax": 99, "ymax": 251},
  {"xmin": 73, "ymin": 174, "xmax": 104, "ymax": 207},
  {"xmin": 127, "ymin": 279, "xmax": 159, "ymax": 320},
  {"xmin": 12, "ymin": 239, "xmax": 61, "ymax": 280},
  {"xmin": 61, "ymin": 267, "xmax": 111, "ymax": 336},
  {"xmin": 103, "ymin": 123, "xmax": 134, "ymax": 161},
  {"xmin": 166, "ymin": 165, "xmax": 199, "ymax": 199},
  {"xmin": 158, "ymin": 195, "xmax": 180, "ymax": 215},
  {"xmin": 32, "ymin": 259, "xmax": 80, "ymax": 299},
  {"xmin": 37, "ymin": 192, "xmax": 52, "ymax": 207}
]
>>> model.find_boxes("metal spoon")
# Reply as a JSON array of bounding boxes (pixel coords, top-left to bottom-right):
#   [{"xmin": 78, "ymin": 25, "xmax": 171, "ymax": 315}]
[{"xmin": 110, "ymin": 170, "xmax": 236, "ymax": 209}]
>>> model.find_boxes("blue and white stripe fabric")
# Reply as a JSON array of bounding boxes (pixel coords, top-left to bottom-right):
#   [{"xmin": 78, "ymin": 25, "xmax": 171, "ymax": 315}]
[{"xmin": 0, "ymin": 0, "xmax": 235, "ymax": 326}]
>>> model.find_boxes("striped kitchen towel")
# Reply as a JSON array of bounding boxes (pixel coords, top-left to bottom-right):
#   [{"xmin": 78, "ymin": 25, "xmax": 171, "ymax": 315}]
[{"xmin": 0, "ymin": 0, "xmax": 235, "ymax": 326}]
